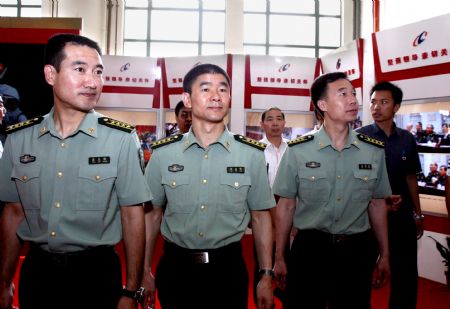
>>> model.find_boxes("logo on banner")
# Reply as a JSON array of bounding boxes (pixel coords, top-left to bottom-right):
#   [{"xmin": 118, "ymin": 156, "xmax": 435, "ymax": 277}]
[
  {"xmin": 278, "ymin": 63, "xmax": 291, "ymax": 72},
  {"xmin": 120, "ymin": 62, "xmax": 131, "ymax": 72},
  {"xmin": 413, "ymin": 31, "xmax": 428, "ymax": 47},
  {"xmin": 336, "ymin": 58, "xmax": 342, "ymax": 70}
]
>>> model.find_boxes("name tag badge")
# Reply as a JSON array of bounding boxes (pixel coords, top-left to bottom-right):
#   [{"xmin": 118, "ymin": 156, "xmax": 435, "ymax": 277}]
[
  {"xmin": 227, "ymin": 167, "xmax": 245, "ymax": 173},
  {"xmin": 20, "ymin": 154, "xmax": 36, "ymax": 164},
  {"xmin": 168, "ymin": 164, "xmax": 184, "ymax": 172},
  {"xmin": 305, "ymin": 161, "xmax": 321, "ymax": 168},
  {"xmin": 89, "ymin": 157, "xmax": 111, "ymax": 164},
  {"xmin": 359, "ymin": 164, "xmax": 372, "ymax": 170}
]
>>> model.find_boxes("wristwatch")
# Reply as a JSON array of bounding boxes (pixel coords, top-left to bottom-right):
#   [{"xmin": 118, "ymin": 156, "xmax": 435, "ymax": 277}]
[
  {"xmin": 259, "ymin": 268, "xmax": 274, "ymax": 277},
  {"xmin": 414, "ymin": 213, "xmax": 425, "ymax": 220},
  {"xmin": 121, "ymin": 287, "xmax": 145, "ymax": 302}
]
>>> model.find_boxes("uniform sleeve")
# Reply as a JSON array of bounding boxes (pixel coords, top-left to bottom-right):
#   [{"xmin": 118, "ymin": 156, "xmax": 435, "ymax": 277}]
[
  {"xmin": 272, "ymin": 147, "xmax": 298, "ymax": 199},
  {"xmin": 144, "ymin": 149, "xmax": 166, "ymax": 207},
  {"xmin": 0, "ymin": 137, "xmax": 20, "ymax": 202},
  {"xmin": 407, "ymin": 134, "xmax": 422, "ymax": 175},
  {"xmin": 116, "ymin": 132, "xmax": 153, "ymax": 206},
  {"xmin": 246, "ymin": 150, "xmax": 276, "ymax": 211},
  {"xmin": 372, "ymin": 148, "xmax": 392, "ymax": 198}
]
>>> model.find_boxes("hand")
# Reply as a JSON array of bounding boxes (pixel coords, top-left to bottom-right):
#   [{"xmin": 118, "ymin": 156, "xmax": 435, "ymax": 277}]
[
  {"xmin": 385, "ymin": 195, "xmax": 402, "ymax": 211},
  {"xmin": 0, "ymin": 102, "xmax": 6, "ymax": 124},
  {"xmin": 256, "ymin": 275, "xmax": 274, "ymax": 309},
  {"xmin": 117, "ymin": 296, "xmax": 138, "ymax": 309},
  {"xmin": 273, "ymin": 257, "xmax": 287, "ymax": 290},
  {"xmin": 0, "ymin": 283, "xmax": 14, "ymax": 309},
  {"xmin": 141, "ymin": 270, "xmax": 156, "ymax": 309},
  {"xmin": 372, "ymin": 255, "xmax": 390, "ymax": 289},
  {"xmin": 415, "ymin": 217, "xmax": 425, "ymax": 239}
]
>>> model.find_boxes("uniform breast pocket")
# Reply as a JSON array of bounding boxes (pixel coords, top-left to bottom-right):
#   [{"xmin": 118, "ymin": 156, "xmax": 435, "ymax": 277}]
[
  {"xmin": 76, "ymin": 165, "xmax": 117, "ymax": 210},
  {"xmin": 11, "ymin": 164, "xmax": 41, "ymax": 210},
  {"xmin": 352, "ymin": 170, "xmax": 377, "ymax": 202},
  {"xmin": 162, "ymin": 174, "xmax": 192, "ymax": 213},
  {"xmin": 299, "ymin": 170, "xmax": 330, "ymax": 204},
  {"xmin": 218, "ymin": 174, "xmax": 250, "ymax": 213}
]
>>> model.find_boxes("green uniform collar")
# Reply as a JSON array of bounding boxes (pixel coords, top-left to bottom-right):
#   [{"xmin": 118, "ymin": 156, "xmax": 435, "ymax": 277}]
[
  {"xmin": 39, "ymin": 108, "xmax": 99, "ymax": 139},
  {"xmin": 183, "ymin": 126, "xmax": 233, "ymax": 152},
  {"xmin": 315, "ymin": 125, "xmax": 361, "ymax": 150}
]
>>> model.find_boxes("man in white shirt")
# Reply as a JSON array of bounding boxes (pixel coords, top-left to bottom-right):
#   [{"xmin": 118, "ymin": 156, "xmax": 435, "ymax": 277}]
[
  {"xmin": 259, "ymin": 107, "xmax": 289, "ymax": 188},
  {"xmin": 253, "ymin": 106, "xmax": 289, "ymax": 304}
]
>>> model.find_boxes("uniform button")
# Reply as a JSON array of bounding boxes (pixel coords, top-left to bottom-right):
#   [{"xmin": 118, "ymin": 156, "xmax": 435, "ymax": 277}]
[
  {"xmin": 55, "ymin": 202, "xmax": 61, "ymax": 208},
  {"xmin": 21, "ymin": 175, "xmax": 28, "ymax": 181},
  {"xmin": 337, "ymin": 175, "xmax": 341, "ymax": 179},
  {"xmin": 234, "ymin": 182, "xmax": 239, "ymax": 187},
  {"xmin": 202, "ymin": 179, "xmax": 207, "ymax": 184},
  {"xmin": 363, "ymin": 176, "xmax": 368, "ymax": 182},
  {"xmin": 204, "ymin": 154, "xmax": 208, "ymax": 159},
  {"xmin": 198, "ymin": 232, "xmax": 204, "ymax": 237},
  {"xmin": 95, "ymin": 175, "xmax": 101, "ymax": 181},
  {"xmin": 171, "ymin": 181, "xmax": 176, "ymax": 187},
  {"xmin": 310, "ymin": 176, "xmax": 315, "ymax": 181},
  {"xmin": 57, "ymin": 172, "xmax": 63, "ymax": 178},
  {"xmin": 200, "ymin": 205, "xmax": 206, "ymax": 211},
  {"xmin": 60, "ymin": 142, "xmax": 66, "ymax": 148},
  {"xmin": 50, "ymin": 231, "xmax": 56, "ymax": 237}
]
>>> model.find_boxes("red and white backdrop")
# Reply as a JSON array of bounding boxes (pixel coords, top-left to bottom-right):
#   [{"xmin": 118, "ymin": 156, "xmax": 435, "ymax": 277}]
[
  {"xmin": 244, "ymin": 55, "xmax": 320, "ymax": 112},
  {"xmin": 372, "ymin": 12, "xmax": 450, "ymax": 101},
  {"xmin": 98, "ymin": 55, "xmax": 161, "ymax": 109},
  {"xmin": 321, "ymin": 38, "xmax": 364, "ymax": 106}
]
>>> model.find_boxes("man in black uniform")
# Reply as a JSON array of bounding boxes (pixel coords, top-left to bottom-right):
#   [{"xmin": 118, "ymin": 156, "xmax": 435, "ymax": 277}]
[{"xmin": 357, "ymin": 81, "xmax": 424, "ymax": 309}]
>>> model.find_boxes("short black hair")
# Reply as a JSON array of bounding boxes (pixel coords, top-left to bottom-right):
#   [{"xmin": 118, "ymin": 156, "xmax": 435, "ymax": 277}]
[
  {"xmin": 370, "ymin": 81, "xmax": 403, "ymax": 105},
  {"xmin": 261, "ymin": 107, "xmax": 285, "ymax": 121},
  {"xmin": 45, "ymin": 33, "xmax": 102, "ymax": 72},
  {"xmin": 310, "ymin": 72, "xmax": 348, "ymax": 118},
  {"xmin": 440, "ymin": 165, "xmax": 447, "ymax": 171},
  {"xmin": 182, "ymin": 63, "xmax": 230, "ymax": 94},
  {"xmin": 175, "ymin": 100, "xmax": 186, "ymax": 117}
]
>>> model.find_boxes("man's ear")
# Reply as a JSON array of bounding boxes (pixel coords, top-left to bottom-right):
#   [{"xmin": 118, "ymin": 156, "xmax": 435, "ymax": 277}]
[
  {"xmin": 182, "ymin": 92, "xmax": 192, "ymax": 108},
  {"xmin": 394, "ymin": 103, "xmax": 401, "ymax": 113},
  {"xmin": 44, "ymin": 65, "xmax": 56, "ymax": 86},
  {"xmin": 317, "ymin": 99, "xmax": 327, "ymax": 113}
]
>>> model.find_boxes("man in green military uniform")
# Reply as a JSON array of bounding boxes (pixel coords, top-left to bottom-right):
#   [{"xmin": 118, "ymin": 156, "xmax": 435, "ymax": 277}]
[
  {"xmin": 0, "ymin": 34, "xmax": 152, "ymax": 309},
  {"xmin": 273, "ymin": 72, "xmax": 391, "ymax": 309},
  {"xmin": 142, "ymin": 63, "xmax": 275, "ymax": 309}
]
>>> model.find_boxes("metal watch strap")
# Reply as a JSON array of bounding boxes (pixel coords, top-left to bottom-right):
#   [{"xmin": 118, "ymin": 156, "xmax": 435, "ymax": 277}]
[
  {"xmin": 259, "ymin": 268, "xmax": 274, "ymax": 277},
  {"xmin": 121, "ymin": 287, "xmax": 145, "ymax": 302}
]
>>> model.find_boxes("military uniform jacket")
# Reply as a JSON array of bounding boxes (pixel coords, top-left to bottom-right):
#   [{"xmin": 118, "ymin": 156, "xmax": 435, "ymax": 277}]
[
  {"xmin": 145, "ymin": 128, "xmax": 275, "ymax": 249},
  {"xmin": 273, "ymin": 126, "xmax": 392, "ymax": 235},
  {"xmin": 0, "ymin": 109, "xmax": 152, "ymax": 252}
]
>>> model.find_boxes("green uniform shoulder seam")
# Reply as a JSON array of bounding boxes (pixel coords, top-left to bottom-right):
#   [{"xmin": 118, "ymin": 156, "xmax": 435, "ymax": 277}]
[
  {"xmin": 5, "ymin": 116, "xmax": 44, "ymax": 134},
  {"xmin": 288, "ymin": 134, "xmax": 314, "ymax": 147},
  {"xmin": 151, "ymin": 134, "xmax": 183, "ymax": 149},
  {"xmin": 98, "ymin": 117, "xmax": 135, "ymax": 133},
  {"xmin": 357, "ymin": 133, "xmax": 385, "ymax": 148},
  {"xmin": 233, "ymin": 134, "xmax": 266, "ymax": 151}
]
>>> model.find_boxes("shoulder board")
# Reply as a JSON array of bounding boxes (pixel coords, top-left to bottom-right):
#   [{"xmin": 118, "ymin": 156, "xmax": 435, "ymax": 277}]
[
  {"xmin": 288, "ymin": 135, "xmax": 314, "ymax": 147},
  {"xmin": 151, "ymin": 134, "xmax": 183, "ymax": 149},
  {"xmin": 357, "ymin": 133, "xmax": 384, "ymax": 148},
  {"xmin": 98, "ymin": 117, "xmax": 135, "ymax": 133},
  {"xmin": 234, "ymin": 134, "xmax": 266, "ymax": 151},
  {"xmin": 5, "ymin": 116, "xmax": 44, "ymax": 134}
]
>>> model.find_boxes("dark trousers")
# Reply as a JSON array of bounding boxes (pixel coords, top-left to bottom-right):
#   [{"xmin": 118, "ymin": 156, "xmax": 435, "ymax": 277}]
[
  {"xmin": 156, "ymin": 241, "xmax": 248, "ymax": 309},
  {"xmin": 19, "ymin": 245, "xmax": 122, "ymax": 309},
  {"xmin": 286, "ymin": 229, "xmax": 377, "ymax": 309},
  {"xmin": 387, "ymin": 212, "xmax": 418, "ymax": 309}
]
